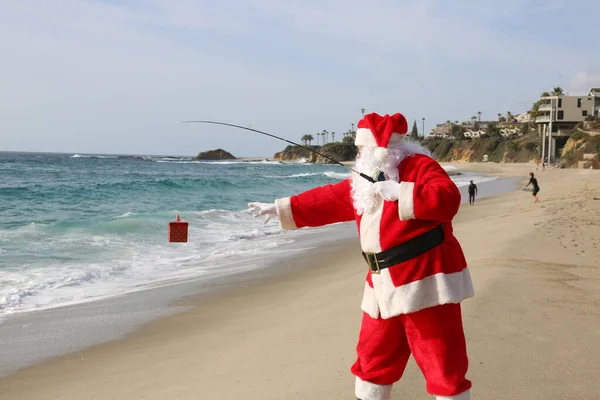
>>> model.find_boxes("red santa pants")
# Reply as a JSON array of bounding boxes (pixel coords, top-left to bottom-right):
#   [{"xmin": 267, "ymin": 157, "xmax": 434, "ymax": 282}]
[{"xmin": 351, "ymin": 303, "xmax": 471, "ymax": 399}]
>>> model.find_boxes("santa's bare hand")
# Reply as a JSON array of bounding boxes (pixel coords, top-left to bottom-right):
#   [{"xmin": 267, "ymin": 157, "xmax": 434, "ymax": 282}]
[
  {"xmin": 247, "ymin": 202, "xmax": 277, "ymax": 223},
  {"xmin": 373, "ymin": 180, "xmax": 401, "ymax": 201}
]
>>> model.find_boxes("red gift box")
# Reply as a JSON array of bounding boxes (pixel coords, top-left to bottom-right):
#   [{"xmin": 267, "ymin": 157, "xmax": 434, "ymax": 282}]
[{"xmin": 168, "ymin": 215, "xmax": 188, "ymax": 242}]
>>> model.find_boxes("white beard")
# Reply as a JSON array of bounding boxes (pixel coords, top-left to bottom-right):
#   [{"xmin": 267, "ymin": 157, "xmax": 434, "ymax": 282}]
[{"xmin": 350, "ymin": 139, "xmax": 430, "ymax": 215}]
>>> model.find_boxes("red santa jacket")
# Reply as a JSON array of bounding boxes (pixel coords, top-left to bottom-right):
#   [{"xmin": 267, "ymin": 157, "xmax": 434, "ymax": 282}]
[{"xmin": 274, "ymin": 153, "xmax": 474, "ymax": 319}]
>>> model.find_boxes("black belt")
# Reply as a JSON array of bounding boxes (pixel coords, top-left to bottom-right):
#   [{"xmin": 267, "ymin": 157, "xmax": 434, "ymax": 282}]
[{"xmin": 362, "ymin": 224, "xmax": 445, "ymax": 274}]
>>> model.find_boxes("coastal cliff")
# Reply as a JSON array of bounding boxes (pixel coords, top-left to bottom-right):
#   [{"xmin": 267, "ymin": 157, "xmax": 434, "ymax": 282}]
[
  {"xmin": 424, "ymin": 133, "xmax": 540, "ymax": 163},
  {"xmin": 272, "ymin": 131, "xmax": 599, "ymax": 168},
  {"xmin": 273, "ymin": 145, "xmax": 318, "ymax": 162},
  {"xmin": 424, "ymin": 130, "xmax": 600, "ymax": 168},
  {"xmin": 194, "ymin": 149, "xmax": 236, "ymax": 160},
  {"xmin": 273, "ymin": 143, "xmax": 358, "ymax": 163},
  {"xmin": 560, "ymin": 131, "xmax": 600, "ymax": 168}
]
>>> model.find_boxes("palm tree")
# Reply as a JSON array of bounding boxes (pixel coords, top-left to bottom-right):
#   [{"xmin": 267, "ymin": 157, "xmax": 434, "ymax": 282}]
[
  {"xmin": 477, "ymin": 111, "xmax": 482, "ymax": 123},
  {"xmin": 322, "ymin": 130, "xmax": 328, "ymax": 144},
  {"xmin": 551, "ymin": 87, "xmax": 564, "ymax": 96},
  {"xmin": 497, "ymin": 113, "xmax": 502, "ymax": 122},
  {"xmin": 530, "ymin": 101, "xmax": 542, "ymax": 119},
  {"xmin": 421, "ymin": 117, "xmax": 425, "ymax": 137},
  {"xmin": 541, "ymin": 92, "xmax": 550, "ymax": 98},
  {"xmin": 301, "ymin": 135, "xmax": 310, "ymax": 145},
  {"xmin": 306, "ymin": 134, "xmax": 313, "ymax": 145},
  {"xmin": 361, "ymin": 108, "xmax": 366, "ymax": 116}
]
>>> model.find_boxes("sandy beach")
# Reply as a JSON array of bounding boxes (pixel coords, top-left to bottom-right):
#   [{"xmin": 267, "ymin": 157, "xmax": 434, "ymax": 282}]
[{"xmin": 1, "ymin": 163, "xmax": 599, "ymax": 399}]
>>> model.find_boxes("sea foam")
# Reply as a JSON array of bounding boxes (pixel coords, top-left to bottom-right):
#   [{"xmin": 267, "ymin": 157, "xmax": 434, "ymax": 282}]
[{"xmin": 0, "ymin": 152, "xmax": 499, "ymax": 318}]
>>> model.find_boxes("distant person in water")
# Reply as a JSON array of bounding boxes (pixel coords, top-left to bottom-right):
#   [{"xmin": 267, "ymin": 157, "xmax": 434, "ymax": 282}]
[
  {"xmin": 468, "ymin": 180, "xmax": 477, "ymax": 206},
  {"xmin": 525, "ymin": 172, "xmax": 540, "ymax": 203}
]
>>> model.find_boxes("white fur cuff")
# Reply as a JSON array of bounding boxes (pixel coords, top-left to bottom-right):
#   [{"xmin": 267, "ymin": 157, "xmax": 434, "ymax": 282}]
[
  {"xmin": 355, "ymin": 377, "xmax": 393, "ymax": 400},
  {"xmin": 436, "ymin": 389, "xmax": 471, "ymax": 400},
  {"xmin": 274, "ymin": 197, "xmax": 297, "ymax": 230},
  {"xmin": 398, "ymin": 181, "xmax": 415, "ymax": 220}
]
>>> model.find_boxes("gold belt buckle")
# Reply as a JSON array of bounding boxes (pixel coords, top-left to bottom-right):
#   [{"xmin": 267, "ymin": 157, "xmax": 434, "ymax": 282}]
[{"xmin": 365, "ymin": 252, "xmax": 381, "ymax": 275}]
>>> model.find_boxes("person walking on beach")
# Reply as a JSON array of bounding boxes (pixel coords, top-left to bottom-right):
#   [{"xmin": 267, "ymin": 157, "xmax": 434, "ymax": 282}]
[
  {"xmin": 525, "ymin": 172, "xmax": 540, "ymax": 203},
  {"xmin": 248, "ymin": 112, "xmax": 473, "ymax": 400},
  {"xmin": 468, "ymin": 180, "xmax": 477, "ymax": 206}
]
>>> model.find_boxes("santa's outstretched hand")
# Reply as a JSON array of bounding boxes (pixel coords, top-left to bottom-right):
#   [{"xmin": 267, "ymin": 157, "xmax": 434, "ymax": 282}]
[
  {"xmin": 373, "ymin": 180, "xmax": 401, "ymax": 201},
  {"xmin": 247, "ymin": 202, "xmax": 277, "ymax": 224}
]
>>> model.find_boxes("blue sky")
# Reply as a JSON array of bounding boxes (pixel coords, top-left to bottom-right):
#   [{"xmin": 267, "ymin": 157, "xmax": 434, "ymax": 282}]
[{"xmin": 1, "ymin": 0, "xmax": 599, "ymax": 157}]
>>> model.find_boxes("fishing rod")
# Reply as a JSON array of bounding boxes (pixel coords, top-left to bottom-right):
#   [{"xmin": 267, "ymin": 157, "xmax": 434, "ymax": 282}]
[{"xmin": 181, "ymin": 120, "xmax": 379, "ymax": 183}]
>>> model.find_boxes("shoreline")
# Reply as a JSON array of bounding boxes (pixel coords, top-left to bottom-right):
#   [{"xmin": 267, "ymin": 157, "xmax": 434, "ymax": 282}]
[
  {"xmin": 3, "ymin": 164, "xmax": 598, "ymax": 399},
  {"xmin": 0, "ymin": 223, "xmax": 358, "ymax": 378},
  {"xmin": 0, "ymin": 165, "xmax": 518, "ymax": 379}
]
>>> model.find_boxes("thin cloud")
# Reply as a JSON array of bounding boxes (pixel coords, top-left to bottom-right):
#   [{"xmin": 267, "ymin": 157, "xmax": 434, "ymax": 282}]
[
  {"xmin": 67, "ymin": 0, "xmax": 577, "ymax": 66},
  {"xmin": 1, "ymin": 0, "xmax": 599, "ymax": 156},
  {"xmin": 568, "ymin": 68, "xmax": 600, "ymax": 93}
]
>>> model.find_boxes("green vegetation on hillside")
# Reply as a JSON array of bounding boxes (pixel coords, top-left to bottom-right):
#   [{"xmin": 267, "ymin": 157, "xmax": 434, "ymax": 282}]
[
  {"xmin": 275, "ymin": 101, "xmax": 600, "ymax": 167},
  {"xmin": 424, "ymin": 133, "xmax": 540, "ymax": 163},
  {"xmin": 423, "ymin": 127, "xmax": 600, "ymax": 168}
]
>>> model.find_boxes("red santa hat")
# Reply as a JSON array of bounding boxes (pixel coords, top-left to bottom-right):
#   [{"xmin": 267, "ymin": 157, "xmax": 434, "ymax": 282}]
[{"xmin": 355, "ymin": 112, "xmax": 409, "ymax": 163}]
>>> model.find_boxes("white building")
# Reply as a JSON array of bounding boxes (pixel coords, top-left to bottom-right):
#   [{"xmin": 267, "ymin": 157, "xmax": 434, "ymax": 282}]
[
  {"xmin": 516, "ymin": 112, "xmax": 531, "ymax": 124},
  {"xmin": 429, "ymin": 132, "xmax": 456, "ymax": 139},
  {"xmin": 500, "ymin": 127, "xmax": 521, "ymax": 137},
  {"xmin": 463, "ymin": 130, "xmax": 486, "ymax": 138},
  {"xmin": 535, "ymin": 88, "xmax": 600, "ymax": 163}
]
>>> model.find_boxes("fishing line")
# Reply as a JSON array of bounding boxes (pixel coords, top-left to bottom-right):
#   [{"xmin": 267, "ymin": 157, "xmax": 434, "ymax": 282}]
[{"xmin": 181, "ymin": 120, "xmax": 380, "ymax": 183}]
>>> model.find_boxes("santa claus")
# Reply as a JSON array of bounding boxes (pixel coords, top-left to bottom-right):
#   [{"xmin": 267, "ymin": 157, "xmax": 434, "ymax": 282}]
[{"xmin": 248, "ymin": 112, "xmax": 474, "ymax": 400}]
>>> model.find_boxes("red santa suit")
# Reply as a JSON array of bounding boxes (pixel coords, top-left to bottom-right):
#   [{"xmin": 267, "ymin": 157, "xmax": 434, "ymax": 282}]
[{"xmin": 272, "ymin": 113, "xmax": 474, "ymax": 400}]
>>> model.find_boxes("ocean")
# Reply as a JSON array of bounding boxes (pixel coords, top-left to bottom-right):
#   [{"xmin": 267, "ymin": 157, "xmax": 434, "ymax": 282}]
[{"xmin": 0, "ymin": 151, "xmax": 497, "ymax": 320}]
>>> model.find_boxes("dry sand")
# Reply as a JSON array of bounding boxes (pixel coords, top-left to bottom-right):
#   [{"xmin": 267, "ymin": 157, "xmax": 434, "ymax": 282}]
[{"xmin": 1, "ymin": 164, "xmax": 599, "ymax": 399}]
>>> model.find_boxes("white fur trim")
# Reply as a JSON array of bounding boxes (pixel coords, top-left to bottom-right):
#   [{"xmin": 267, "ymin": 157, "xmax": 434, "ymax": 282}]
[
  {"xmin": 355, "ymin": 377, "xmax": 393, "ymax": 400},
  {"xmin": 274, "ymin": 197, "xmax": 297, "ymax": 230},
  {"xmin": 398, "ymin": 181, "xmax": 415, "ymax": 220},
  {"xmin": 355, "ymin": 128, "xmax": 377, "ymax": 148},
  {"xmin": 359, "ymin": 197, "xmax": 383, "ymax": 253},
  {"xmin": 355, "ymin": 128, "xmax": 405, "ymax": 148},
  {"xmin": 366, "ymin": 268, "xmax": 474, "ymax": 319},
  {"xmin": 361, "ymin": 282, "xmax": 379, "ymax": 319},
  {"xmin": 436, "ymin": 389, "xmax": 471, "ymax": 400}
]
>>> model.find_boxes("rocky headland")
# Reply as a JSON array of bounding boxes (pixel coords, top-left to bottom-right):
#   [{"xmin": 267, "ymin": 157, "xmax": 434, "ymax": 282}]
[{"xmin": 194, "ymin": 149, "xmax": 236, "ymax": 160}]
